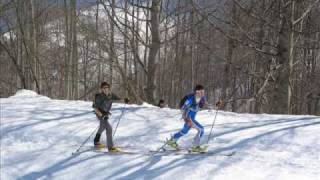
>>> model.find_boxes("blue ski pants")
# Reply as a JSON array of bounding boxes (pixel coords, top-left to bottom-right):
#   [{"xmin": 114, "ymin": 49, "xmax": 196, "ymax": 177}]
[{"xmin": 173, "ymin": 110, "xmax": 204, "ymax": 146}]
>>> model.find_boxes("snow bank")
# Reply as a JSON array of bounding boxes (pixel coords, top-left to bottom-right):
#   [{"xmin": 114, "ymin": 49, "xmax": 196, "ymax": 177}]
[{"xmin": 10, "ymin": 89, "xmax": 50, "ymax": 100}]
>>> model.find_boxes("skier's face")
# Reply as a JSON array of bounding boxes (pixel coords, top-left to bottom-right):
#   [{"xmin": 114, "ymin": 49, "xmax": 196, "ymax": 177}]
[
  {"xmin": 195, "ymin": 89, "xmax": 205, "ymax": 98},
  {"xmin": 101, "ymin": 85, "xmax": 111, "ymax": 95}
]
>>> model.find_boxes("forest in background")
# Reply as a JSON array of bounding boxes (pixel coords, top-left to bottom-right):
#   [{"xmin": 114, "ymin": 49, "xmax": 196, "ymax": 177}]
[{"xmin": 1, "ymin": 0, "xmax": 319, "ymax": 115}]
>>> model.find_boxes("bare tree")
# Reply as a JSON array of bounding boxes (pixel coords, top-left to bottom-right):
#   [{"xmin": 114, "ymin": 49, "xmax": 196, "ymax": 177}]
[
  {"xmin": 145, "ymin": 0, "xmax": 161, "ymax": 103},
  {"xmin": 1, "ymin": 0, "xmax": 319, "ymax": 115}
]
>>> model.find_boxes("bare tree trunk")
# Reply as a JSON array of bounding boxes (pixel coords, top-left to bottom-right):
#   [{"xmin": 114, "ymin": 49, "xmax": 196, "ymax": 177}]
[
  {"xmin": 161, "ymin": 0, "xmax": 170, "ymax": 99},
  {"xmin": 190, "ymin": 0, "xmax": 195, "ymax": 89},
  {"xmin": 14, "ymin": 0, "xmax": 41, "ymax": 93},
  {"xmin": 271, "ymin": 1, "xmax": 290, "ymax": 114},
  {"xmin": 135, "ymin": 6, "xmax": 140, "ymax": 94},
  {"xmin": 0, "ymin": 42, "xmax": 27, "ymax": 89},
  {"xmin": 70, "ymin": 0, "xmax": 78, "ymax": 100},
  {"xmin": 109, "ymin": 0, "xmax": 115, "ymax": 85},
  {"xmin": 64, "ymin": 0, "xmax": 70, "ymax": 99},
  {"xmin": 96, "ymin": 1, "xmax": 102, "ymax": 83},
  {"xmin": 221, "ymin": 2, "xmax": 237, "ymax": 110},
  {"xmin": 143, "ymin": 0, "xmax": 150, "ymax": 87},
  {"xmin": 83, "ymin": 38, "xmax": 89, "ymax": 100},
  {"xmin": 124, "ymin": 0, "xmax": 128, "ymax": 96},
  {"xmin": 287, "ymin": 0, "xmax": 296, "ymax": 114},
  {"xmin": 251, "ymin": 0, "xmax": 266, "ymax": 113},
  {"xmin": 146, "ymin": 0, "xmax": 161, "ymax": 104},
  {"xmin": 30, "ymin": 0, "xmax": 40, "ymax": 92}
]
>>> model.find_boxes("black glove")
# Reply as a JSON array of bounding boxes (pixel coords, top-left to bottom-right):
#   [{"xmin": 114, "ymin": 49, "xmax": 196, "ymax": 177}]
[
  {"xmin": 104, "ymin": 112, "xmax": 112, "ymax": 119},
  {"xmin": 101, "ymin": 114, "xmax": 109, "ymax": 120}
]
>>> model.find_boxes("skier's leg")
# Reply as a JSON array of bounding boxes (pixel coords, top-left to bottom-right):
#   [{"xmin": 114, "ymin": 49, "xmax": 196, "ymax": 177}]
[
  {"xmin": 94, "ymin": 117, "xmax": 106, "ymax": 145},
  {"xmin": 173, "ymin": 122, "xmax": 191, "ymax": 140},
  {"xmin": 173, "ymin": 110, "xmax": 195, "ymax": 140},
  {"xmin": 93, "ymin": 133, "xmax": 101, "ymax": 145},
  {"xmin": 104, "ymin": 118, "xmax": 114, "ymax": 150},
  {"xmin": 191, "ymin": 116, "xmax": 204, "ymax": 147},
  {"xmin": 97, "ymin": 117, "xmax": 106, "ymax": 134}
]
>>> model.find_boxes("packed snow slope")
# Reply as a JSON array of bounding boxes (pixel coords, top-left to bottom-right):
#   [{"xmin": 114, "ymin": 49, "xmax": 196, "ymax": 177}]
[{"xmin": 1, "ymin": 90, "xmax": 319, "ymax": 180}]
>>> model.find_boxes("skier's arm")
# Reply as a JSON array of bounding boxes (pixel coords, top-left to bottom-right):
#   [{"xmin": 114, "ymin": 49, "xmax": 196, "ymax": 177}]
[
  {"xmin": 181, "ymin": 98, "xmax": 192, "ymax": 111},
  {"xmin": 94, "ymin": 108, "xmax": 103, "ymax": 117},
  {"xmin": 181, "ymin": 98, "xmax": 192, "ymax": 122},
  {"xmin": 92, "ymin": 94, "xmax": 105, "ymax": 118},
  {"xmin": 181, "ymin": 99, "xmax": 193, "ymax": 127},
  {"xmin": 199, "ymin": 96, "xmax": 207, "ymax": 109},
  {"xmin": 111, "ymin": 93, "xmax": 130, "ymax": 104}
]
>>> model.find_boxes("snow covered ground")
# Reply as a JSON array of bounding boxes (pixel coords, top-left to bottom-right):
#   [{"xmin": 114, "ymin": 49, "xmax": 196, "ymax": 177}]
[{"xmin": 1, "ymin": 90, "xmax": 319, "ymax": 180}]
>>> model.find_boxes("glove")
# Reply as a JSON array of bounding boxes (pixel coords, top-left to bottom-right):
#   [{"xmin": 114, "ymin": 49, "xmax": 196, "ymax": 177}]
[
  {"xmin": 184, "ymin": 118, "xmax": 193, "ymax": 127},
  {"xmin": 100, "ymin": 113, "xmax": 109, "ymax": 120},
  {"xmin": 216, "ymin": 100, "xmax": 224, "ymax": 108}
]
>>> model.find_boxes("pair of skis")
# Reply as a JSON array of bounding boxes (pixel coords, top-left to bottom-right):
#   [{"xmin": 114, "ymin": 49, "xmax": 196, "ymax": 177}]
[
  {"xmin": 149, "ymin": 149, "xmax": 236, "ymax": 156},
  {"xmin": 72, "ymin": 145, "xmax": 138, "ymax": 155},
  {"xmin": 149, "ymin": 140, "xmax": 235, "ymax": 157},
  {"xmin": 74, "ymin": 143, "xmax": 236, "ymax": 157}
]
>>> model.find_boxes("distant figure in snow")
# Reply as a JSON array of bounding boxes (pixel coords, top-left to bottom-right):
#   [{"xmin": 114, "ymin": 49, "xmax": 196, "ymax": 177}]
[
  {"xmin": 124, "ymin": 98, "xmax": 130, "ymax": 104},
  {"xmin": 92, "ymin": 82, "xmax": 122, "ymax": 152},
  {"xmin": 157, "ymin": 99, "xmax": 167, "ymax": 108}
]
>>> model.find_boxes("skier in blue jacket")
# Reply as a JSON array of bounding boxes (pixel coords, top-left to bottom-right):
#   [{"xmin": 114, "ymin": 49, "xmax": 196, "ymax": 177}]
[{"xmin": 167, "ymin": 84, "xmax": 207, "ymax": 152}]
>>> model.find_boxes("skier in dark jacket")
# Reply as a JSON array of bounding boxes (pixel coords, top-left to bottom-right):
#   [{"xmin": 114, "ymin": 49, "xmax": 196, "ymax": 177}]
[{"xmin": 93, "ymin": 82, "xmax": 121, "ymax": 152}]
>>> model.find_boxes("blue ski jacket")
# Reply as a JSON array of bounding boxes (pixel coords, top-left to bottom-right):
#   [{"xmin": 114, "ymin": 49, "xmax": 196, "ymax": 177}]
[{"xmin": 181, "ymin": 93, "xmax": 206, "ymax": 113}]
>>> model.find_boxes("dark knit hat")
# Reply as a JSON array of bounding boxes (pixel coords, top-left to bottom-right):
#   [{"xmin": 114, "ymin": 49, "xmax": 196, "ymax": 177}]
[
  {"xmin": 194, "ymin": 84, "xmax": 204, "ymax": 91},
  {"xmin": 100, "ymin": 82, "xmax": 110, "ymax": 88}
]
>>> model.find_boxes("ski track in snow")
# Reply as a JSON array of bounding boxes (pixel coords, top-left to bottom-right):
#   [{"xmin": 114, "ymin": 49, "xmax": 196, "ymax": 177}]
[{"xmin": 1, "ymin": 90, "xmax": 319, "ymax": 180}]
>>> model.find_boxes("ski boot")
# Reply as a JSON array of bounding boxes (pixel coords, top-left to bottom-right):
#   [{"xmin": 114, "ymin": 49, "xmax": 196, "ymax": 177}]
[
  {"xmin": 191, "ymin": 146, "xmax": 207, "ymax": 153},
  {"xmin": 94, "ymin": 134, "xmax": 105, "ymax": 149},
  {"xmin": 108, "ymin": 147, "xmax": 121, "ymax": 153},
  {"xmin": 94, "ymin": 142, "xmax": 106, "ymax": 149},
  {"xmin": 166, "ymin": 138, "xmax": 180, "ymax": 151}
]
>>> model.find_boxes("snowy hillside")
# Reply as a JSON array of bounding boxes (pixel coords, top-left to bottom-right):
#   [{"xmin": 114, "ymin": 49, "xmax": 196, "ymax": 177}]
[{"xmin": 1, "ymin": 90, "xmax": 319, "ymax": 180}]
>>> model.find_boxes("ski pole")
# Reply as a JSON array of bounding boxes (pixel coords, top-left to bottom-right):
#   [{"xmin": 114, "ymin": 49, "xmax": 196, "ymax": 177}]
[
  {"xmin": 112, "ymin": 104, "xmax": 126, "ymax": 139},
  {"xmin": 72, "ymin": 125, "xmax": 99, "ymax": 155},
  {"xmin": 206, "ymin": 107, "xmax": 219, "ymax": 144}
]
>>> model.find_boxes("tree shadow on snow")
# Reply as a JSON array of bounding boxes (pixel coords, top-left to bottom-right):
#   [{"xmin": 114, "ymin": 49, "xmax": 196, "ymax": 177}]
[
  {"xmin": 104, "ymin": 116, "xmax": 320, "ymax": 179},
  {"xmin": 16, "ymin": 149, "xmax": 119, "ymax": 180},
  {"xmin": 2, "ymin": 108, "xmax": 94, "ymax": 136},
  {"xmin": 7, "ymin": 103, "xmax": 320, "ymax": 179}
]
